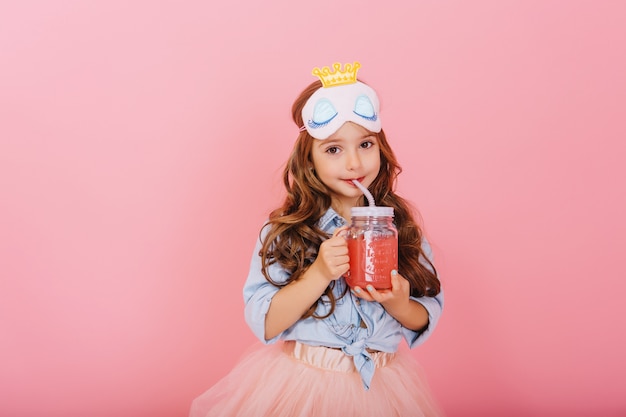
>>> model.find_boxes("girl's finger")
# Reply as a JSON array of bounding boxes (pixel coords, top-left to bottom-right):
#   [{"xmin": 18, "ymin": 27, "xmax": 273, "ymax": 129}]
[{"xmin": 390, "ymin": 269, "xmax": 399, "ymax": 289}]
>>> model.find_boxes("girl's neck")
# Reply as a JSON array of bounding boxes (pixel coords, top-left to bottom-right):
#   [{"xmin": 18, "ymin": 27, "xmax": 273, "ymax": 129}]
[{"xmin": 331, "ymin": 197, "xmax": 362, "ymax": 221}]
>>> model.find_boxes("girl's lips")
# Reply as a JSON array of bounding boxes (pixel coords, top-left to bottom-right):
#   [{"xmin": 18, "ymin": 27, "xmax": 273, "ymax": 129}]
[{"xmin": 345, "ymin": 177, "xmax": 365, "ymax": 185}]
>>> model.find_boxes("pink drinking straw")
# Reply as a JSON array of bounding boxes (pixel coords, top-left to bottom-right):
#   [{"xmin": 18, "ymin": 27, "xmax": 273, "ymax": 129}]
[{"xmin": 352, "ymin": 179, "xmax": 376, "ymax": 206}]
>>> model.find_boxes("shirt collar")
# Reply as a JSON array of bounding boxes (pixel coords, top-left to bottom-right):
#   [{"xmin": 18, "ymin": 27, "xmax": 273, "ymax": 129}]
[{"xmin": 318, "ymin": 207, "xmax": 348, "ymax": 231}]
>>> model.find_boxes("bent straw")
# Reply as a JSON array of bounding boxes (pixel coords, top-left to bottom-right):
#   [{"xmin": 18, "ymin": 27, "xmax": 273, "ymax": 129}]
[{"xmin": 352, "ymin": 179, "xmax": 376, "ymax": 206}]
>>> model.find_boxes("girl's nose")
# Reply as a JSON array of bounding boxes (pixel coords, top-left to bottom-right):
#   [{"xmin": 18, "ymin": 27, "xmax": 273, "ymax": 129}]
[{"xmin": 345, "ymin": 151, "xmax": 362, "ymax": 170}]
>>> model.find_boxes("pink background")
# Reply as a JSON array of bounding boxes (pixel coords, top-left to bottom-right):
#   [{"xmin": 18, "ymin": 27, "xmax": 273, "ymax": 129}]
[{"xmin": 1, "ymin": 1, "xmax": 625, "ymax": 416}]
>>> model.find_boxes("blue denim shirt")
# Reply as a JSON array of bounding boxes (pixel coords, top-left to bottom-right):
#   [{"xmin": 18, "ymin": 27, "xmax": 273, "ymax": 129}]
[{"xmin": 243, "ymin": 207, "xmax": 444, "ymax": 389}]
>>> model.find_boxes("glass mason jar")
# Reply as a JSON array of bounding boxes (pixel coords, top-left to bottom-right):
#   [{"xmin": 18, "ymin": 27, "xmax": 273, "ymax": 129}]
[{"xmin": 345, "ymin": 206, "xmax": 398, "ymax": 290}]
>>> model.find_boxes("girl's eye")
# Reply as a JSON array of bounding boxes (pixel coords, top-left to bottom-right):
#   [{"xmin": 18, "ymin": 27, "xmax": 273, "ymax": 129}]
[
  {"xmin": 326, "ymin": 146, "xmax": 340, "ymax": 154},
  {"xmin": 360, "ymin": 141, "xmax": 374, "ymax": 149}
]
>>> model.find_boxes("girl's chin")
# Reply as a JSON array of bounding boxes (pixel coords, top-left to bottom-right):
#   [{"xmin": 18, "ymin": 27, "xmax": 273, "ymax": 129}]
[{"xmin": 329, "ymin": 191, "xmax": 364, "ymax": 205}]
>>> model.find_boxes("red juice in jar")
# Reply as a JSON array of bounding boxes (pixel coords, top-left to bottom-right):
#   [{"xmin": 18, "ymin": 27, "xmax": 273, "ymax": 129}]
[{"xmin": 345, "ymin": 206, "xmax": 398, "ymax": 290}]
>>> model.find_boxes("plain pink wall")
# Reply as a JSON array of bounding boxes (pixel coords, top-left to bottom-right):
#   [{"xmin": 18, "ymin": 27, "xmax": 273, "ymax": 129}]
[{"xmin": 1, "ymin": 1, "xmax": 625, "ymax": 416}]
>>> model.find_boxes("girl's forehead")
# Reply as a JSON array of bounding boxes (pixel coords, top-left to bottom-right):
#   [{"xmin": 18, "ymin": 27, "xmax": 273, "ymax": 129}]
[{"xmin": 325, "ymin": 123, "xmax": 375, "ymax": 142}]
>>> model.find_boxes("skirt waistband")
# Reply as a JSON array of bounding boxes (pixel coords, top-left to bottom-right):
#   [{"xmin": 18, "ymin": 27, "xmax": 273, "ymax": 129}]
[{"xmin": 283, "ymin": 341, "xmax": 395, "ymax": 373}]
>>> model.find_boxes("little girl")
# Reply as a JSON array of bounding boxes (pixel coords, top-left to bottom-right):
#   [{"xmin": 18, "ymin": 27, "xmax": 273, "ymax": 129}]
[{"xmin": 190, "ymin": 62, "xmax": 445, "ymax": 417}]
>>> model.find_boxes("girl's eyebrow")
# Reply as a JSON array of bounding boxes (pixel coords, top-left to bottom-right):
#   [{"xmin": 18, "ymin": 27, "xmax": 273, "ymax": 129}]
[
  {"xmin": 323, "ymin": 134, "xmax": 375, "ymax": 146},
  {"xmin": 316, "ymin": 137, "xmax": 346, "ymax": 149},
  {"xmin": 322, "ymin": 139, "xmax": 342, "ymax": 146}
]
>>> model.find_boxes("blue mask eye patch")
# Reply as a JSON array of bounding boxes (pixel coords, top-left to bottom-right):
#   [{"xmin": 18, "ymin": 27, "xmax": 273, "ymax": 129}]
[
  {"xmin": 353, "ymin": 95, "xmax": 377, "ymax": 121},
  {"xmin": 308, "ymin": 99, "xmax": 338, "ymax": 129}
]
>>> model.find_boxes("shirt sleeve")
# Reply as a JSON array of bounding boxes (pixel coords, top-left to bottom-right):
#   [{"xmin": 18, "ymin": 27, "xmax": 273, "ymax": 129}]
[
  {"xmin": 401, "ymin": 237, "xmax": 445, "ymax": 348},
  {"xmin": 242, "ymin": 224, "xmax": 290, "ymax": 344}
]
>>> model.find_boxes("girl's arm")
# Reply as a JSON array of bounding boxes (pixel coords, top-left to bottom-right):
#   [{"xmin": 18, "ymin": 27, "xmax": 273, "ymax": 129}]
[
  {"xmin": 353, "ymin": 270, "xmax": 429, "ymax": 331},
  {"xmin": 264, "ymin": 228, "xmax": 349, "ymax": 340},
  {"xmin": 384, "ymin": 298, "xmax": 430, "ymax": 332},
  {"xmin": 264, "ymin": 265, "xmax": 330, "ymax": 340}
]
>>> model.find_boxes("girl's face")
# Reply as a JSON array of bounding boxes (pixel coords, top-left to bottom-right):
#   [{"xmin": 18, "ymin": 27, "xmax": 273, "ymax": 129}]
[{"xmin": 310, "ymin": 122, "xmax": 381, "ymax": 216}]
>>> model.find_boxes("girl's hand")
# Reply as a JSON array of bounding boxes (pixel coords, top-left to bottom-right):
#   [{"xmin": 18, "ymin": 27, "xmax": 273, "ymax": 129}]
[
  {"xmin": 311, "ymin": 226, "xmax": 350, "ymax": 283},
  {"xmin": 351, "ymin": 270, "xmax": 411, "ymax": 315}
]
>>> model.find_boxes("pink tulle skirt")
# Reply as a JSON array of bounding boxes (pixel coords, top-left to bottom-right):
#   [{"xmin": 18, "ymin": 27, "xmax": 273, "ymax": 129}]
[{"xmin": 189, "ymin": 341, "xmax": 445, "ymax": 417}]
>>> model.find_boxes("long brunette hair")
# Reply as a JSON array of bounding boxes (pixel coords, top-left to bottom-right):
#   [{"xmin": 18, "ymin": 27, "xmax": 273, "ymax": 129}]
[{"xmin": 260, "ymin": 80, "xmax": 440, "ymax": 319}]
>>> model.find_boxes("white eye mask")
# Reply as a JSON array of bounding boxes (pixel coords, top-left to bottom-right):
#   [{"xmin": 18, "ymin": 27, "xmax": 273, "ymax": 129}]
[{"xmin": 301, "ymin": 81, "xmax": 382, "ymax": 140}]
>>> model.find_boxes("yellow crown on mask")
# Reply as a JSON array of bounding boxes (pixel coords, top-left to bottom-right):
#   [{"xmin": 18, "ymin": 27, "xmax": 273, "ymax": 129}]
[{"xmin": 312, "ymin": 62, "xmax": 361, "ymax": 88}]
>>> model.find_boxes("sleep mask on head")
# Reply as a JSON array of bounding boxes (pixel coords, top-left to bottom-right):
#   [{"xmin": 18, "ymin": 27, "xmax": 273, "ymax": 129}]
[{"xmin": 300, "ymin": 62, "xmax": 382, "ymax": 140}]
